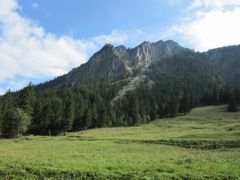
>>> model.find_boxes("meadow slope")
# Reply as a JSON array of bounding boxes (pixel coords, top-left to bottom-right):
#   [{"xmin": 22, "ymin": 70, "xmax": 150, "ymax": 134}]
[{"xmin": 0, "ymin": 105, "xmax": 240, "ymax": 179}]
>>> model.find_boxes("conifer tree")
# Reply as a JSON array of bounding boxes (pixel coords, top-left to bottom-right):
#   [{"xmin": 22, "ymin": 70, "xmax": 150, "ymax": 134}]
[
  {"xmin": 17, "ymin": 82, "xmax": 35, "ymax": 117},
  {"xmin": 2, "ymin": 108, "xmax": 31, "ymax": 138},
  {"xmin": 62, "ymin": 99, "xmax": 74, "ymax": 135},
  {"xmin": 228, "ymin": 92, "xmax": 238, "ymax": 112},
  {"xmin": 179, "ymin": 91, "xmax": 190, "ymax": 115},
  {"xmin": 83, "ymin": 109, "xmax": 92, "ymax": 130},
  {"xmin": 128, "ymin": 94, "xmax": 140, "ymax": 125},
  {"xmin": 169, "ymin": 97, "xmax": 179, "ymax": 117},
  {"xmin": 48, "ymin": 97, "xmax": 64, "ymax": 135}
]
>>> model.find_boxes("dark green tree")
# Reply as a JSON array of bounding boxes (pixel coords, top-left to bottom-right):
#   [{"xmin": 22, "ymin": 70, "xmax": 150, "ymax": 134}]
[
  {"xmin": 30, "ymin": 99, "xmax": 44, "ymax": 134},
  {"xmin": 62, "ymin": 99, "xmax": 74, "ymax": 135},
  {"xmin": 48, "ymin": 97, "xmax": 64, "ymax": 135},
  {"xmin": 228, "ymin": 92, "xmax": 238, "ymax": 112},
  {"xmin": 212, "ymin": 86, "xmax": 220, "ymax": 105},
  {"xmin": 83, "ymin": 109, "xmax": 92, "ymax": 130},
  {"xmin": 2, "ymin": 108, "xmax": 31, "ymax": 138},
  {"xmin": 17, "ymin": 82, "xmax": 35, "ymax": 117},
  {"xmin": 128, "ymin": 94, "xmax": 140, "ymax": 125},
  {"xmin": 179, "ymin": 91, "xmax": 190, "ymax": 115},
  {"xmin": 168, "ymin": 97, "xmax": 179, "ymax": 117}
]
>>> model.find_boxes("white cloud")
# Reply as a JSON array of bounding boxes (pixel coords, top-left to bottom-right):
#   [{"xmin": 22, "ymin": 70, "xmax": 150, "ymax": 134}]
[
  {"xmin": 167, "ymin": 0, "xmax": 240, "ymax": 51},
  {"xmin": 0, "ymin": 0, "xmax": 128, "ymax": 95},
  {"xmin": 91, "ymin": 30, "xmax": 128, "ymax": 45},
  {"xmin": 188, "ymin": 0, "xmax": 240, "ymax": 10}
]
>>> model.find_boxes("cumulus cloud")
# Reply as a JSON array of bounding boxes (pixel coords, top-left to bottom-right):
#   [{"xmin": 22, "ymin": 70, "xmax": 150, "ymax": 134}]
[
  {"xmin": 0, "ymin": 0, "xmax": 128, "ymax": 94},
  {"xmin": 168, "ymin": 0, "xmax": 240, "ymax": 51}
]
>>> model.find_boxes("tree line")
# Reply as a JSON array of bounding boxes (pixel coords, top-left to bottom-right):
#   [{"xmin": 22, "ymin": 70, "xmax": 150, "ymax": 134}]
[
  {"xmin": 1, "ymin": 50, "xmax": 240, "ymax": 138},
  {"xmin": 0, "ymin": 77, "xmax": 239, "ymax": 138}
]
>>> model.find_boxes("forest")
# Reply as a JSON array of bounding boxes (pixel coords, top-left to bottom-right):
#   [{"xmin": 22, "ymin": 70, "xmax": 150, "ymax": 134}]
[
  {"xmin": 1, "ymin": 50, "xmax": 240, "ymax": 138},
  {"xmin": 0, "ymin": 75, "xmax": 240, "ymax": 138}
]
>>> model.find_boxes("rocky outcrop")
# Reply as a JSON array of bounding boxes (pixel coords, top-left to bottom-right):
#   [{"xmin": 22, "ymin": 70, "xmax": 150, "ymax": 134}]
[{"xmin": 66, "ymin": 40, "xmax": 185, "ymax": 82}]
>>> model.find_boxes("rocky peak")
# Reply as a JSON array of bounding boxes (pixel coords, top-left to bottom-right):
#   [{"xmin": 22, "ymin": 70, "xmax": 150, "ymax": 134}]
[{"xmin": 66, "ymin": 40, "xmax": 185, "ymax": 82}]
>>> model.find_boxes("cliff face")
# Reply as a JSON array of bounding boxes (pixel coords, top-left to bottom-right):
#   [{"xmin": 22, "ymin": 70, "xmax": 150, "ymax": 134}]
[{"xmin": 66, "ymin": 40, "xmax": 185, "ymax": 82}]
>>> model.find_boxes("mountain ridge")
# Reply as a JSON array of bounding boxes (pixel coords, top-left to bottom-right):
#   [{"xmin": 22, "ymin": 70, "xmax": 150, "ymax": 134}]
[
  {"xmin": 65, "ymin": 40, "xmax": 188, "ymax": 83},
  {"xmin": 2, "ymin": 40, "xmax": 240, "ymax": 136},
  {"xmin": 35, "ymin": 40, "xmax": 240, "ymax": 96}
]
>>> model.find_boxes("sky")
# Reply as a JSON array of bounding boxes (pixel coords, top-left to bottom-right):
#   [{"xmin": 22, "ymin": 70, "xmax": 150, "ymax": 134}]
[{"xmin": 1, "ymin": 0, "xmax": 240, "ymax": 95}]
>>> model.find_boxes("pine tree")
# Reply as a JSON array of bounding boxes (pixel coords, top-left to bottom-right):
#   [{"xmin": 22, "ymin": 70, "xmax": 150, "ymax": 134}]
[
  {"xmin": 62, "ymin": 99, "xmax": 74, "ymax": 135},
  {"xmin": 228, "ymin": 92, "xmax": 238, "ymax": 112},
  {"xmin": 72, "ymin": 94, "xmax": 85, "ymax": 131},
  {"xmin": 150, "ymin": 99, "xmax": 158, "ymax": 120},
  {"xmin": 17, "ymin": 82, "xmax": 35, "ymax": 117},
  {"xmin": 169, "ymin": 97, "xmax": 179, "ymax": 117},
  {"xmin": 83, "ymin": 109, "xmax": 92, "ymax": 130},
  {"xmin": 128, "ymin": 94, "xmax": 140, "ymax": 125},
  {"xmin": 2, "ymin": 108, "xmax": 31, "ymax": 138},
  {"xmin": 179, "ymin": 91, "xmax": 190, "ymax": 115},
  {"xmin": 48, "ymin": 97, "xmax": 64, "ymax": 135},
  {"xmin": 212, "ymin": 86, "xmax": 220, "ymax": 105},
  {"xmin": 30, "ymin": 99, "xmax": 44, "ymax": 134}
]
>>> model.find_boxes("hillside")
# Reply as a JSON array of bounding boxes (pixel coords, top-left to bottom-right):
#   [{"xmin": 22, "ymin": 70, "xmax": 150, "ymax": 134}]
[
  {"xmin": 1, "ymin": 40, "xmax": 240, "ymax": 137},
  {"xmin": 0, "ymin": 106, "xmax": 239, "ymax": 179},
  {"xmin": 36, "ymin": 40, "xmax": 240, "ymax": 90}
]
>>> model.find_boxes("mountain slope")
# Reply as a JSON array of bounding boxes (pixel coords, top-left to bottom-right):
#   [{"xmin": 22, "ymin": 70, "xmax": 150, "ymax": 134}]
[
  {"xmin": 2, "ymin": 40, "xmax": 240, "ymax": 136},
  {"xmin": 207, "ymin": 45, "xmax": 240, "ymax": 83},
  {"xmin": 65, "ymin": 40, "xmax": 186, "ymax": 83}
]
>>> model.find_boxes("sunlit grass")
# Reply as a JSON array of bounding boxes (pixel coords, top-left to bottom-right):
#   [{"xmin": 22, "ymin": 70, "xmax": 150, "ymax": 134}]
[{"xmin": 0, "ymin": 105, "xmax": 240, "ymax": 179}]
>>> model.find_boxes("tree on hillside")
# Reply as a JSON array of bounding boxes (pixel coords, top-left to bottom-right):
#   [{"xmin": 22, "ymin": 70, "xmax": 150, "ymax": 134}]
[
  {"xmin": 129, "ymin": 94, "xmax": 140, "ymax": 125},
  {"xmin": 48, "ymin": 97, "xmax": 64, "ymax": 135},
  {"xmin": 168, "ymin": 97, "xmax": 179, "ymax": 117},
  {"xmin": 83, "ymin": 109, "xmax": 92, "ymax": 130},
  {"xmin": 212, "ymin": 86, "xmax": 220, "ymax": 105},
  {"xmin": 228, "ymin": 92, "xmax": 238, "ymax": 112},
  {"xmin": 2, "ymin": 108, "xmax": 31, "ymax": 138},
  {"xmin": 179, "ymin": 91, "xmax": 190, "ymax": 115},
  {"xmin": 62, "ymin": 99, "xmax": 74, "ymax": 135},
  {"xmin": 17, "ymin": 82, "xmax": 35, "ymax": 117}
]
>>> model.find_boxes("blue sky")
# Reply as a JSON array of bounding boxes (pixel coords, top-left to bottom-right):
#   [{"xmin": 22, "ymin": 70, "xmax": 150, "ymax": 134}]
[
  {"xmin": 1, "ymin": 0, "xmax": 240, "ymax": 94},
  {"xmin": 18, "ymin": 0, "xmax": 183, "ymax": 39}
]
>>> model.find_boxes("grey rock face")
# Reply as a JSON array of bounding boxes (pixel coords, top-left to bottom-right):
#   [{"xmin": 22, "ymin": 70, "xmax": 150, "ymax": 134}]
[{"xmin": 67, "ymin": 40, "xmax": 185, "ymax": 82}]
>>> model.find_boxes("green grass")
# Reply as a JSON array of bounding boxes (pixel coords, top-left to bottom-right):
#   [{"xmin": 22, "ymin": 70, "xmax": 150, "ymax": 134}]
[{"xmin": 0, "ymin": 105, "xmax": 240, "ymax": 179}]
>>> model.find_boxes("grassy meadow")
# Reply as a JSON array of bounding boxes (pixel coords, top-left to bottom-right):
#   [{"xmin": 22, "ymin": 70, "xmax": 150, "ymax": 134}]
[{"xmin": 0, "ymin": 105, "xmax": 240, "ymax": 179}]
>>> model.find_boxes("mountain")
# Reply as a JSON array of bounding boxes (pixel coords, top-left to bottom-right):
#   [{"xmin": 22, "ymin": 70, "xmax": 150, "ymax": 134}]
[
  {"xmin": 65, "ymin": 40, "xmax": 186, "ymax": 82},
  {"xmin": 39, "ymin": 40, "xmax": 240, "ymax": 90},
  {"xmin": 206, "ymin": 45, "xmax": 240, "ymax": 83},
  {"xmin": 2, "ymin": 40, "xmax": 240, "ymax": 136}
]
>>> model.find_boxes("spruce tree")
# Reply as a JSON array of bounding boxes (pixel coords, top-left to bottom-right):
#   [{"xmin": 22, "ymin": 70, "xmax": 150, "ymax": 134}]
[
  {"xmin": 169, "ymin": 97, "xmax": 179, "ymax": 117},
  {"xmin": 2, "ymin": 108, "xmax": 31, "ymax": 138},
  {"xmin": 128, "ymin": 94, "xmax": 140, "ymax": 125},
  {"xmin": 228, "ymin": 92, "xmax": 238, "ymax": 112},
  {"xmin": 62, "ymin": 99, "xmax": 74, "ymax": 135},
  {"xmin": 17, "ymin": 82, "xmax": 35, "ymax": 117},
  {"xmin": 83, "ymin": 109, "xmax": 92, "ymax": 130},
  {"xmin": 179, "ymin": 91, "xmax": 190, "ymax": 115}
]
